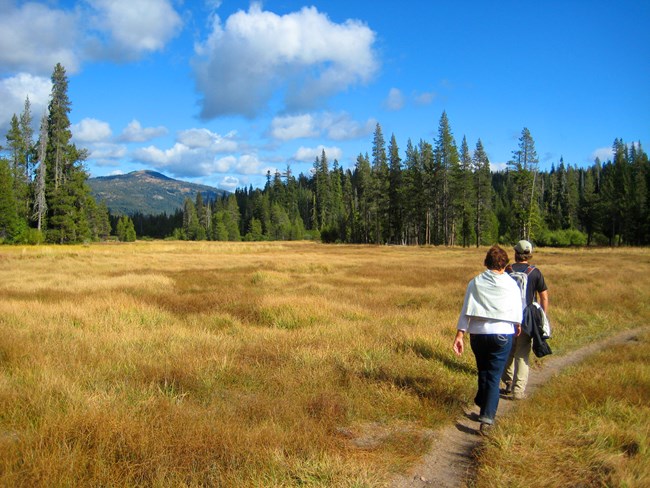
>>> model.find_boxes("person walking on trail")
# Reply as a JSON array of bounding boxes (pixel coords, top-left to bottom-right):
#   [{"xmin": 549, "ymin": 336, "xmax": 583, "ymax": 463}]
[
  {"xmin": 501, "ymin": 239, "xmax": 549, "ymax": 400},
  {"xmin": 453, "ymin": 245, "xmax": 522, "ymax": 435}
]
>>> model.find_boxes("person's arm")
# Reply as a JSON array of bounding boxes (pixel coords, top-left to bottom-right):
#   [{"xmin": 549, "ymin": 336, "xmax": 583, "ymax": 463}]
[{"xmin": 539, "ymin": 289, "xmax": 549, "ymax": 314}]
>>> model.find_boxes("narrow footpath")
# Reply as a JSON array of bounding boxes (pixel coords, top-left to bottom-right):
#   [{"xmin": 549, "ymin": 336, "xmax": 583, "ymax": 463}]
[{"xmin": 390, "ymin": 327, "xmax": 648, "ymax": 488}]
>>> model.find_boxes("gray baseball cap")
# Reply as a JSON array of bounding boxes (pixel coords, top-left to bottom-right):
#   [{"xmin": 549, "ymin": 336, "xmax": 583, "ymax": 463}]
[{"xmin": 514, "ymin": 239, "xmax": 533, "ymax": 254}]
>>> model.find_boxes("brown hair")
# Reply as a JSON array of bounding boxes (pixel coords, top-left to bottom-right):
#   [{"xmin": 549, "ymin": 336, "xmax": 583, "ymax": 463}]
[
  {"xmin": 484, "ymin": 245, "xmax": 509, "ymax": 270},
  {"xmin": 514, "ymin": 251, "xmax": 532, "ymax": 263}
]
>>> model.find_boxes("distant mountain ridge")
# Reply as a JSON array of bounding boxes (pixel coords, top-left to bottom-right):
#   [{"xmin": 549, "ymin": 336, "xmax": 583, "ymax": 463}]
[{"xmin": 88, "ymin": 170, "xmax": 228, "ymax": 215}]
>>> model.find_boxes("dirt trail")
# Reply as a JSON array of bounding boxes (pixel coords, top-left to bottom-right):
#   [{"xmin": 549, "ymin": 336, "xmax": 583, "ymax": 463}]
[{"xmin": 389, "ymin": 326, "xmax": 648, "ymax": 488}]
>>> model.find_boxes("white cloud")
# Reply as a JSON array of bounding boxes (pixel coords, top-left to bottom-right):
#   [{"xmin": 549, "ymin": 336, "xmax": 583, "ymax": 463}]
[
  {"xmin": 72, "ymin": 118, "xmax": 113, "ymax": 143},
  {"xmin": 321, "ymin": 113, "xmax": 376, "ymax": 141},
  {"xmin": 270, "ymin": 112, "xmax": 375, "ymax": 141},
  {"xmin": 490, "ymin": 161, "xmax": 508, "ymax": 172},
  {"xmin": 270, "ymin": 114, "xmax": 319, "ymax": 141},
  {"xmin": 193, "ymin": 4, "xmax": 378, "ymax": 118},
  {"xmin": 88, "ymin": 142, "xmax": 128, "ymax": 162},
  {"xmin": 0, "ymin": 73, "xmax": 51, "ymax": 133},
  {"xmin": 0, "ymin": 0, "xmax": 182, "ymax": 75},
  {"xmin": 591, "ymin": 146, "xmax": 613, "ymax": 163},
  {"xmin": 212, "ymin": 154, "xmax": 268, "ymax": 175},
  {"xmin": 118, "ymin": 120, "xmax": 168, "ymax": 142},
  {"xmin": 132, "ymin": 138, "xmax": 262, "ymax": 178},
  {"xmin": 220, "ymin": 176, "xmax": 239, "ymax": 191},
  {"xmin": 0, "ymin": 3, "xmax": 80, "ymax": 74},
  {"xmin": 86, "ymin": 0, "xmax": 183, "ymax": 59},
  {"xmin": 176, "ymin": 128, "xmax": 238, "ymax": 152},
  {"xmin": 294, "ymin": 145, "xmax": 343, "ymax": 162},
  {"xmin": 384, "ymin": 88, "xmax": 405, "ymax": 111}
]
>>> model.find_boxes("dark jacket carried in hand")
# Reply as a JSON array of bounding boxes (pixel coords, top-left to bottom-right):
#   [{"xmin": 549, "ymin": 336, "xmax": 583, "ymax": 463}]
[{"xmin": 524, "ymin": 303, "xmax": 552, "ymax": 358}]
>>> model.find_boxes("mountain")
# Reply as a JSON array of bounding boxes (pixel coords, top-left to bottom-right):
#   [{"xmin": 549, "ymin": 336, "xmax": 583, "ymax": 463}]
[{"xmin": 88, "ymin": 170, "xmax": 228, "ymax": 215}]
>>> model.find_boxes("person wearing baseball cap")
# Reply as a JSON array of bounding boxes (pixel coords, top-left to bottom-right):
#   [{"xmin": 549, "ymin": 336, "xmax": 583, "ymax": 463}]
[{"xmin": 501, "ymin": 240, "xmax": 549, "ymax": 399}]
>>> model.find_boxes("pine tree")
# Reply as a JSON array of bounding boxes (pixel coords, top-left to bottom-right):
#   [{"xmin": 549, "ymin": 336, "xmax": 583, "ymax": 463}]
[
  {"xmin": 44, "ymin": 63, "xmax": 97, "ymax": 243},
  {"xmin": 117, "ymin": 215, "xmax": 136, "ymax": 242},
  {"xmin": 313, "ymin": 150, "xmax": 331, "ymax": 230},
  {"xmin": 508, "ymin": 127, "xmax": 540, "ymax": 240},
  {"xmin": 402, "ymin": 139, "xmax": 424, "ymax": 245},
  {"xmin": 388, "ymin": 133, "xmax": 403, "ymax": 244},
  {"xmin": 433, "ymin": 111, "xmax": 460, "ymax": 245},
  {"xmin": 182, "ymin": 197, "xmax": 200, "ymax": 240},
  {"xmin": 371, "ymin": 123, "xmax": 389, "ymax": 243},
  {"xmin": 458, "ymin": 136, "xmax": 475, "ymax": 247},
  {"xmin": 353, "ymin": 152, "xmax": 372, "ymax": 243},
  {"xmin": 0, "ymin": 158, "xmax": 20, "ymax": 241},
  {"xmin": 420, "ymin": 139, "xmax": 436, "ymax": 244},
  {"xmin": 472, "ymin": 139, "xmax": 493, "ymax": 246}
]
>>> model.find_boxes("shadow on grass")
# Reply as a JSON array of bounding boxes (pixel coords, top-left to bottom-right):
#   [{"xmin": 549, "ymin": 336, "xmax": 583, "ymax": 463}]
[
  {"xmin": 362, "ymin": 369, "xmax": 465, "ymax": 411},
  {"xmin": 397, "ymin": 339, "xmax": 475, "ymax": 376}
]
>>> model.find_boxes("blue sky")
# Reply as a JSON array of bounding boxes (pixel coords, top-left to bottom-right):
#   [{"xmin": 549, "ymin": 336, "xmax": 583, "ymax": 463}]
[{"xmin": 1, "ymin": 0, "xmax": 649, "ymax": 191}]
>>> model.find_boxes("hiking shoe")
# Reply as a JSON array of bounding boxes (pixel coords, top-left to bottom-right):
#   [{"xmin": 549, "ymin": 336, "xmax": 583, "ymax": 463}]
[
  {"xmin": 499, "ymin": 382, "xmax": 512, "ymax": 395},
  {"xmin": 513, "ymin": 392, "xmax": 528, "ymax": 400},
  {"xmin": 479, "ymin": 423, "xmax": 493, "ymax": 436}
]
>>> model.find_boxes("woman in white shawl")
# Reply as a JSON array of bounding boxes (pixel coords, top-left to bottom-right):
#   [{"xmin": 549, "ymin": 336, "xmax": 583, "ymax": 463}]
[{"xmin": 453, "ymin": 245, "xmax": 522, "ymax": 435}]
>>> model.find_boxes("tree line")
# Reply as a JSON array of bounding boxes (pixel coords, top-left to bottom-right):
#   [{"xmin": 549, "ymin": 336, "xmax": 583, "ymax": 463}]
[
  {"xmin": 2, "ymin": 64, "xmax": 647, "ymax": 247},
  {"xmin": 167, "ymin": 115, "xmax": 648, "ymax": 247}
]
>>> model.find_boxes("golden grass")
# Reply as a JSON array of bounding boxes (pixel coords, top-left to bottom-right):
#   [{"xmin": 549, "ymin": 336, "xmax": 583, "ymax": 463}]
[
  {"xmin": 0, "ymin": 242, "xmax": 648, "ymax": 486},
  {"xmin": 472, "ymin": 330, "xmax": 650, "ymax": 488}
]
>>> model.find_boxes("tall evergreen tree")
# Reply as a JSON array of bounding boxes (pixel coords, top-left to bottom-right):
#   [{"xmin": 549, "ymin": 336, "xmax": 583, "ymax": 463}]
[
  {"xmin": 44, "ymin": 63, "xmax": 100, "ymax": 243},
  {"xmin": 0, "ymin": 158, "xmax": 19, "ymax": 241},
  {"xmin": 402, "ymin": 139, "xmax": 424, "ymax": 245},
  {"xmin": 457, "ymin": 136, "xmax": 475, "ymax": 247},
  {"xmin": 371, "ymin": 123, "xmax": 390, "ymax": 243},
  {"xmin": 433, "ymin": 111, "xmax": 460, "ymax": 245},
  {"xmin": 472, "ymin": 139, "xmax": 493, "ymax": 246},
  {"xmin": 387, "ymin": 133, "xmax": 403, "ymax": 244},
  {"xmin": 353, "ymin": 152, "xmax": 372, "ymax": 243},
  {"xmin": 508, "ymin": 127, "xmax": 540, "ymax": 240}
]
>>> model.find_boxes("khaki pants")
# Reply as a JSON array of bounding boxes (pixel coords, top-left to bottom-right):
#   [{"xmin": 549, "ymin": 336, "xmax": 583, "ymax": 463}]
[{"xmin": 502, "ymin": 332, "xmax": 531, "ymax": 395}]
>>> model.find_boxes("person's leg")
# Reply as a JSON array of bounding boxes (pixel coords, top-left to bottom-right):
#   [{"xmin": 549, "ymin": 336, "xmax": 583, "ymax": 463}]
[
  {"xmin": 473, "ymin": 334, "xmax": 513, "ymax": 424},
  {"xmin": 511, "ymin": 333, "xmax": 532, "ymax": 397},
  {"xmin": 501, "ymin": 347, "xmax": 515, "ymax": 393},
  {"xmin": 469, "ymin": 334, "xmax": 490, "ymax": 415}
]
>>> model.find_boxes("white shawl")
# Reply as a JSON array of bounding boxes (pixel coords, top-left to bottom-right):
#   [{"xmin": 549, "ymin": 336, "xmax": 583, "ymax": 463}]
[{"xmin": 460, "ymin": 270, "xmax": 522, "ymax": 324}]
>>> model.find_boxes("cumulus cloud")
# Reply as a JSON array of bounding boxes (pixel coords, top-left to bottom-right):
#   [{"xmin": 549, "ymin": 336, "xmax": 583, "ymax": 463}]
[
  {"xmin": 0, "ymin": 0, "xmax": 182, "ymax": 75},
  {"xmin": 321, "ymin": 113, "xmax": 376, "ymax": 141},
  {"xmin": 176, "ymin": 128, "xmax": 238, "ymax": 152},
  {"xmin": 85, "ymin": 0, "xmax": 183, "ymax": 60},
  {"xmin": 384, "ymin": 88, "xmax": 405, "ymax": 111},
  {"xmin": 213, "ymin": 154, "xmax": 268, "ymax": 175},
  {"xmin": 0, "ymin": 3, "xmax": 80, "ymax": 74},
  {"xmin": 270, "ymin": 114, "xmax": 319, "ymax": 141},
  {"xmin": 193, "ymin": 3, "xmax": 378, "ymax": 118},
  {"xmin": 88, "ymin": 142, "xmax": 128, "ymax": 163},
  {"xmin": 293, "ymin": 145, "xmax": 343, "ymax": 162},
  {"xmin": 131, "ymin": 129, "xmax": 251, "ymax": 178},
  {"xmin": 118, "ymin": 120, "xmax": 168, "ymax": 142},
  {"xmin": 270, "ymin": 112, "xmax": 375, "ymax": 141},
  {"xmin": 72, "ymin": 118, "xmax": 113, "ymax": 143},
  {"xmin": 0, "ymin": 73, "xmax": 51, "ymax": 133}
]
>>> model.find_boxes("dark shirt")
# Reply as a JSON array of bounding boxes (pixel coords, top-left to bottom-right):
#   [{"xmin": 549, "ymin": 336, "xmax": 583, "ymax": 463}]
[{"xmin": 510, "ymin": 262, "xmax": 547, "ymax": 306}]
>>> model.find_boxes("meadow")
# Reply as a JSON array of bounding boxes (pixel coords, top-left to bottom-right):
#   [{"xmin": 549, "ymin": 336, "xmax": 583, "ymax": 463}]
[{"xmin": 0, "ymin": 241, "xmax": 648, "ymax": 487}]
